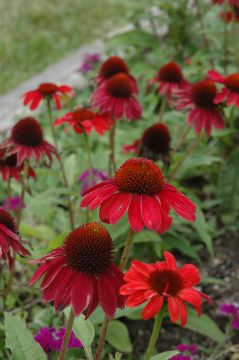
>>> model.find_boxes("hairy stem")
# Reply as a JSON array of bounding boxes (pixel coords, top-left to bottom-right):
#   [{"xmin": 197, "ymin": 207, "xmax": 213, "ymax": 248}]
[
  {"xmin": 144, "ymin": 309, "xmax": 164, "ymax": 360},
  {"xmin": 47, "ymin": 99, "xmax": 74, "ymax": 230},
  {"xmin": 57, "ymin": 308, "xmax": 75, "ymax": 360}
]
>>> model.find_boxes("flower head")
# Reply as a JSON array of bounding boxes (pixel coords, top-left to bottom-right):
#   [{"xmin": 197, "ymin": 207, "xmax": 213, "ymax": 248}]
[
  {"xmin": 34, "ymin": 326, "xmax": 82, "ymax": 354},
  {"xmin": 0, "ymin": 148, "xmax": 36, "ymax": 182},
  {"xmin": 97, "ymin": 55, "xmax": 138, "ymax": 93},
  {"xmin": 54, "ymin": 107, "xmax": 112, "ymax": 135},
  {"xmin": 0, "ymin": 209, "xmax": 29, "ymax": 266},
  {"xmin": 81, "ymin": 158, "xmax": 196, "ymax": 233},
  {"xmin": 1, "ymin": 196, "xmax": 26, "ymax": 212},
  {"xmin": 91, "ymin": 73, "xmax": 141, "ymax": 120},
  {"xmin": 176, "ymin": 80, "xmax": 224, "ymax": 135},
  {"xmin": 220, "ymin": 303, "xmax": 239, "ymax": 330},
  {"xmin": 208, "ymin": 70, "xmax": 239, "ymax": 108},
  {"xmin": 120, "ymin": 252, "xmax": 211, "ymax": 323},
  {"xmin": 149, "ymin": 62, "xmax": 188, "ymax": 100},
  {"xmin": 79, "ymin": 53, "xmax": 101, "ymax": 74},
  {"xmin": 0, "ymin": 117, "xmax": 58, "ymax": 167},
  {"xmin": 79, "ymin": 168, "xmax": 108, "ymax": 194},
  {"xmin": 122, "ymin": 123, "xmax": 171, "ymax": 160},
  {"xmin": 21, "ymin": 83, "xmax": 74, "ymax": 110},
  {"xmin": 29, "ymin": 222, "xmax": 125, "ymax": 318}
]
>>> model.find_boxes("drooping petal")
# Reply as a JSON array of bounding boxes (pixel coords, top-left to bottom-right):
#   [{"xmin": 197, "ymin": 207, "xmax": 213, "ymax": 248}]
[
  {"xmin": 98, "ymin": 273, "xmax": 117, "ymax": 318},
  {"xmin": 141, "ymin": 195, "xmax": 162, "ymax": 230},
  {"xmin": 141, "ymin": 295, "xmax": 163, "ymax": 320},
  {"xmin": 128, "ymin": 194, "xmax": 144, "ymax": 232},
  {"xmin": 71, "ymin": 273, "xmax": 93, "ymax": 316}
]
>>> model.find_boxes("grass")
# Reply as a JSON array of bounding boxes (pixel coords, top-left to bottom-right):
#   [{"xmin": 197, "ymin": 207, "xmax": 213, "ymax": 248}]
[{"xmin": 0, "ymin": 0, "xmax": 126, "ymax": 94}]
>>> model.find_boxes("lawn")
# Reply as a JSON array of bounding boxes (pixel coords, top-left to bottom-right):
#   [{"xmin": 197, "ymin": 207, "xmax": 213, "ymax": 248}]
[{"xmin": 0, "ymin": 0, "xmax": 126, "ymax": 94}]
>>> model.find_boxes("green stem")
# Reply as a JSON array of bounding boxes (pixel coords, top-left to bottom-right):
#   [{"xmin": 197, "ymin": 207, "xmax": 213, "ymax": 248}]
[
  {"xmin": 83, "ymin": 133, "xmax": 94, "ymax": 186},
  {"xmin": 158, "ymin": 96, "xmax": 166, "ymax": 123},
  {"xmin": 223, "ymin": 1, "xmax": 228, "ymax": 74},
  {"xmin": 57, "ymin": 308, "xmax": 75, "ymax": 360},
  {"xmin": 83, "ymin": 133, "xmax": 94, "ymax": 222},
  {"xmin": 171, "ymin": 127, "xmax": 190, "ymax": 158},
  {"xmin": 119, "ymin": 228, "xmax": 135, "ymax": 271},
  {"xmin": 6, "ymin": 177, "xmax": 11, "ymax": 211},
  {"xmin": 144, "ymin": 309, "xmax": 164, "ymax": 360},
  {"xmin": 108, "ymin": 122, "xmax": 117, "ymax": 177},
  {"xmin": 95, "ymin": 228, "xmax": 135, "ymax": 360},
  {"xmin": 168, "ymin": 134, "xmax": 202, "ymax": 181},
  {"xmin": 194, "ymin": 0, "xmax": 214, "ymax": 69},
  {"xmin": 46, "ymin": 99, "xmax": 75, "ymax": 230}
]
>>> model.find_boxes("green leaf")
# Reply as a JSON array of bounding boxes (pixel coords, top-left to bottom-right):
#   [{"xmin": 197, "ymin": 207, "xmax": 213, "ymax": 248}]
[
  {"xmin": 151, "ymin": 350, "xmax": 180, "ymax": 360},
  {"xmin": 184, "ymin": 308, "xmax": 225, "ymax": 343},
  {"xmin": 4, "ymin": 313, "xmax": 46, "ymax": 360},
  {"xmin": 64, "ymin": 308, "xmax": 95, "ymax": 360},
  {"xmin": 106, "ymin": 321, "xmax": 132, "ymax": 353},
  {"xmin": 193, "ymin": 207, "xmax": 214, "ymax": 256},
  {"xmin": 90, "ymin": 304, "xmax": 144, "ymax": 325}
]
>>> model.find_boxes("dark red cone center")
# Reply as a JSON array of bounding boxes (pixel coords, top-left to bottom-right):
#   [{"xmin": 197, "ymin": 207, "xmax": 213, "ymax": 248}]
[
  {"xmin": 148, "ymin": 269, "xmax": 183, "ymax": 296},
  {"xmin": 72, "ymin": 108, "xmax": 94, "ymax": 123},
  {"xmin": 224, "ymin": 74, "xmax": 239, "ymax": 93},
  {"xmin": 114, "ymin": 158, "xmax": 165, "ymax": 195},
  {"xmin": 106, "ymin": 73, "xmax": 133, "ymax": 98},
  {"xmin": 11, "ymin": 117, "xmax": 44, "ymax": 147},
  {"xmin": 142, "ymin": 123, "xmax": 171, "ymax": 154},
  {"xmin": 158, "ymin": 62, "xmax": 183, "ymax": 83},
  {"xmin": 64, "ymin": 222, "xmax": 113, "ymax": 275},
  {"xmin": 100, "ymin": 56, "xmax": 129, "ymax": 79},
  {"xmin": 191, "ymin": 80, "xmax": 217, "ymax": 108},
  {"xmin": 38, "ymin": 83, "xmax": 58, "ymax": 95}
]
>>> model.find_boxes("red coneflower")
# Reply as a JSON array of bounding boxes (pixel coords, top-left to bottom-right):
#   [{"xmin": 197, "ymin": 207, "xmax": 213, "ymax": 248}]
[
  {"xmin": 1, "ymin": 117, "xmax": 58, "ymax": 167},
  {"xmin": 97, "ymin": 55, "xmax": 138, "ymax": 93},
  {"xmin": 29, "ymin": 222, "xmax": 125, "ymax": 318},
  {"xmin": 176, "ymin": 80, "xmax": 224, "ymax": 135},
  {"xmin": 122, "ymin": 123, "xmax": 171, "ymax": 161},
  {"xmin": 81, "ymin": 158, "xmax": 196, "ymax": 234},
  {"xmin": 120, "ymin": 251, "xmax": 211, "ymax": 323},
  {"xmin": 21, "ymin": 83, "xmax": 74, "ymax": 110},
  {"xmin": 0, "ymin": 149, "xmax": 36, "ymax": 182},
  {"xmin": 91, "ymin": 73, "xmax": 142, "ymax": 120},
  {"xmin": 208, "ymin": 70, "xmax": 239, "ymax": 107},
  {"xmin": 54, "ymin": 107, "xmax": 112, "ymax": 135},
  {"xmin": 0, "ymin": 209, "xmax": 29, "ymax": 266},
  {"xmin": 149, "ymin": 62, "xmax": 188, "ymax": 100}
]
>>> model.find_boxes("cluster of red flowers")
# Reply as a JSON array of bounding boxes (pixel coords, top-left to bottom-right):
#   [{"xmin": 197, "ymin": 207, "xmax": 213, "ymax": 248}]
[{"xmin": 1, "ymin": 55, "xmax": 215, "ymax": 338}]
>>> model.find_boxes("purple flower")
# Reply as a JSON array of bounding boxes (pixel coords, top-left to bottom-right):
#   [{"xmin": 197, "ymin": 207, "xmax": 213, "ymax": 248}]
[
  {"xmin": 171, "ymin": 343, "xmax": 198, "ymax": 359},
  {"xmin": 79, "ymin": 168, "xmax": 108, "ymax": 194},
  {"xmin": 220, "ymin": 303, "xmax": 239, "ymax": 330},
  {"xmin": 78, "ymin": 53, "xmax": 101, "ymax": 74},
  {"xmin": 1, "ymin": 196, "xmax": 26, "ymax": 211},
  {"xmin": 34, "ymin": 326, "xmax": 82, "ymax": 354}
]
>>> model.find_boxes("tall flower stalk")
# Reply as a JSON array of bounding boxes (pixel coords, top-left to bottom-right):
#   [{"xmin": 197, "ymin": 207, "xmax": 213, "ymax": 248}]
[
  {"xmin": 46, "ymin": 99, "xmax": 75, "ymax": 230},
  {"xmin": 144, "ymin": 309, "xmax": 165, "ymax": 360}
]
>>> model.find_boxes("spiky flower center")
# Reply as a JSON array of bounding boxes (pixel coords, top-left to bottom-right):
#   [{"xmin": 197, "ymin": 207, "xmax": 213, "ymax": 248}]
[
  {"xmin": 158, "ymin": 62, "xmax": 183, "ymax": 83},
  {"xmin": 106, "ymin": 73, "xmax": 133, "ymax": 98},
  {"xmin": 72, "ymin": 108, "xmax": 94, "ymax": 123},
  {"xmin": 148, "ymin": 269, "xmax": 183, "ymax": 296},
  {"xmin": 0, "ymin": 209, "xmax": 16, "ymax": 233},
  {"xmin": 224, "ymin": 74, "xmax": 239, "ymax": 93},
  {"xmin": 64, "ymin": 222, "xmax": 113, "ymax": 275},
  {"xmin": 142, "ymin": 123, "xmax": 171, "ymax": 154},
  {"xmin": 11, "ymin": 117, "xmax": 44, "ymax": 147},
  {"xmin": 100, "ymin": 56, "xmax": 129, "ymax": 79},
  {"xmin": 191, "ymin": 80, "xmax": 217, "ymax": 108},
  {"xmin": 38, "ymin": 83, "xmax": 58, "ymax": 95},
  {"xmin": 114, "ymin": 158, "xmax": 165, "ymax": 194}
]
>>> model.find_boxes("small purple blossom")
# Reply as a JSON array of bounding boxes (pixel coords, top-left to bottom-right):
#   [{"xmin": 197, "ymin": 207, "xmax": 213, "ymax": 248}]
[
  {"xmin": 78, "ymin": 53, "xmax": 101, "ymax": 74},
  {"xmin": 171, "ymin": 344, "xmax": 198, "ymax": 359},
  {"xmin": 220, "ymin": 303, "xmax": 239, "ymax": 330},
  {"xmin": 34, "ymin": 326, "xmax": 82, "ymax": 354},
  {"xmin": 79, "ymin": 168, "xmax": 108, "ymax": 194},
  {"xmin": 1, "ymin": 196, "xmax": 26, "ymax": 211}
]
